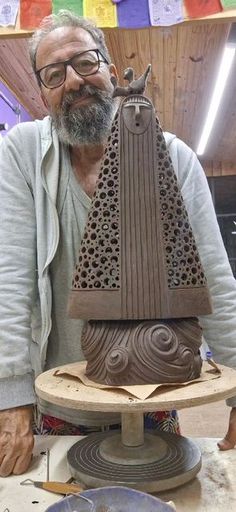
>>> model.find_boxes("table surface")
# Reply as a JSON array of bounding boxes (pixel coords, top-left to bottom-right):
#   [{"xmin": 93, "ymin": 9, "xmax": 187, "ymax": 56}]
[{"xmin": 1, "ymin": 436, "xmax": 236, "ymax": 512}]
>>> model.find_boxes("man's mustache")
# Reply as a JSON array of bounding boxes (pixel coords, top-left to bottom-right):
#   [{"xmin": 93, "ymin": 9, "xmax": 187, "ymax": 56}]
[{"xmin": 61, "ymin": 86, "xmax": 110, "ymax": 111}]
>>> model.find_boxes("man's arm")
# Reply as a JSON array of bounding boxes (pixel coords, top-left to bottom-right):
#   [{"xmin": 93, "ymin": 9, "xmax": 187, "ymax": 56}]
[
  {"xmin": 169, "ymin": 136, "xmax": 236, "ymax": 448},
  {"xmin": 0, "ymin": 127, "xmax": 37, "ymax": 474},
  {"xmin": 173, "ymin": 139, "xmax": 236, "ymax": 369}
]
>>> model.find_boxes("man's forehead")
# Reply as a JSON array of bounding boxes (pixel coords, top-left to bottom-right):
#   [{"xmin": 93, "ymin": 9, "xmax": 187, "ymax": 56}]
[{"xmin": 36, "ymin": 26, "xmax": 97, "ymax": 68}]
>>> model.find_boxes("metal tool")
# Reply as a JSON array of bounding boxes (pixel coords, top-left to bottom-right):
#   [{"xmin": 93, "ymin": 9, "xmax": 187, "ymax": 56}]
[
  {"xmin": 46, "ymin": 448, "xmax": 50, "ymax": 481},
  {"xmin": 20, "ymin": 478, "xmax": 84, "ymax": 495}
]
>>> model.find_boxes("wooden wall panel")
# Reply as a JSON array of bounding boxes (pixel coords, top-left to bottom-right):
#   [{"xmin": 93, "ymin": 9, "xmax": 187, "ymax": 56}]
[
  {"xmin": 0, "ymin": 20, "xmax": 235, "ymax": 165},
  {"xmin": 0, "ymin": 38, "xmax": 46, "ymax": 118},
  {"xmin": 106, "ymin": 23, "xmax": 231, "ymax": 158},
  {"xmin": 104, "ymin": 28, "xmax": 153, "ymax": 101},
  {"xmin": 201, "ymin": 160, "xmax": 236, "ymax": 177}
]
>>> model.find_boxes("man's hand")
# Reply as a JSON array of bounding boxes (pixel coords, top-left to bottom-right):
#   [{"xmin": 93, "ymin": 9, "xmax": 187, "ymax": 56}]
[
  {"xmin": 0, "ymin": 406, "xmax": 34, "ymax": 476},
  {"xmin": 218, "ymin": 407, "xmax": 236, "ymax": 450}
]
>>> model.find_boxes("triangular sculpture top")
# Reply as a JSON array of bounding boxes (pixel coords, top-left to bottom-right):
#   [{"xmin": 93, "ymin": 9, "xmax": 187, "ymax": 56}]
[{"xmin": 69, "ymin": 92, "xmax": 212, "ymax": 321}]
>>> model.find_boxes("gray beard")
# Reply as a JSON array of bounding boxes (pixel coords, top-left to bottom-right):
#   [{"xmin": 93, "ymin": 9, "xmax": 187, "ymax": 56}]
[{"xmin": 52, "ymin": 85, "xmax": 115, "ymax": 146}]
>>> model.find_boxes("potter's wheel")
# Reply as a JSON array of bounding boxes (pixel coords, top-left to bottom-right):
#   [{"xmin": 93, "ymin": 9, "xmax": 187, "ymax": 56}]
[
  {"xmin": 36, "ymin": 363, "xmax": 236, "ymax": 492},
  {"xmin": 66, "ymin": 428, "xmax": 201, "ymax": 492}
]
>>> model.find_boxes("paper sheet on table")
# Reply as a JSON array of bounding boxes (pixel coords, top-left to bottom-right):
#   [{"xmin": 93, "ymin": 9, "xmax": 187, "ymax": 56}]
[{"xmin": 54, "ymin": 360, "xmax": 221, "ymax": 400}]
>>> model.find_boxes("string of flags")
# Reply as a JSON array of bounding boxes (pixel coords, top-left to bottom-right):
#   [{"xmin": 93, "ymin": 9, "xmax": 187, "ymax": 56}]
[{"xmin": 0, "ymin": 0, "xmax": 236, "ymax": 30}]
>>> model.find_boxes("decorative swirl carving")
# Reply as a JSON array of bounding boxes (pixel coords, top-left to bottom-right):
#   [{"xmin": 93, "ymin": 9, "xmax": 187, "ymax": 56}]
[
  {"xmin": 81, "ymin": 318, "xmax": 202, "ymax": 385},
  {"xmin": 132, "ymin": 324, "xmax": 179, "ymax": 363},
  {"xmin": 105, "ymin": 347, "xmax": 130, "ymax": 376}
]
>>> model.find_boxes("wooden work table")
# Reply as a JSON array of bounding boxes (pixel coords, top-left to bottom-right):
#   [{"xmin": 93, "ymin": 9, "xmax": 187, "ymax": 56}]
[{"xmin": 1, "ymin": 435, "xmax": 236, "ymax": 511}]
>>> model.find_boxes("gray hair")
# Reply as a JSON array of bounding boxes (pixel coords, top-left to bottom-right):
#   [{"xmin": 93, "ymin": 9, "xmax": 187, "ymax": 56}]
[{"xmin": 28, "ymin": 9, "xmax": 111, "ymax": 84}]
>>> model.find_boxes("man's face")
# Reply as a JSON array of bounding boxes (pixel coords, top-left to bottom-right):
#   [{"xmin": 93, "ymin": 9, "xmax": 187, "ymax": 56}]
[{"xmin": 36, "ymin": 26, "xmax": 118, "ymax": 146}]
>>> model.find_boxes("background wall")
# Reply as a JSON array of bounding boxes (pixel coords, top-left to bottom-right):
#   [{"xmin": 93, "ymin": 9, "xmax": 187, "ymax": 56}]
[{"xmin": 0, "ymin": 81, "xmax": 32, "ymax": 136}]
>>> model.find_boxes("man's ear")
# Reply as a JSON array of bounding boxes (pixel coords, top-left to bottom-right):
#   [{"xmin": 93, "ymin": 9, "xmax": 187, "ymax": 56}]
[{"xmin": 109, "ymin": 63, "xmax": 119, "ymax": 81}]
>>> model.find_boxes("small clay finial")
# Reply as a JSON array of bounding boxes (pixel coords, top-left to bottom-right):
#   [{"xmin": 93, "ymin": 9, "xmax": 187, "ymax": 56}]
[{"xmin": 111, "ymin": 64, "xmax": 151, "ymax": 98}]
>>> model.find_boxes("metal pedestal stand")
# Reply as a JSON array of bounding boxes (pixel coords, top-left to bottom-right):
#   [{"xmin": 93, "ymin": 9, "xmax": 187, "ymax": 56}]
[{"xmin": 36, "ymin": 362, "xmax": 236, "ymax": 492}]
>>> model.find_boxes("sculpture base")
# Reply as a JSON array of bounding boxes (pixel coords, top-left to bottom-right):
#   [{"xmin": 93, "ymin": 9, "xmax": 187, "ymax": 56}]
[{"xmin": 81, "ymin": 317, "xmax": 202, "ymax": 385}]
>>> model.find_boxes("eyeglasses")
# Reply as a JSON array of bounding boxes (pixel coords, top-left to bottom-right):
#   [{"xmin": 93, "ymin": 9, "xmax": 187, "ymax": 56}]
[{"xmin": 36, "ymin": 49, "xmax": 109, "ymax": 89}]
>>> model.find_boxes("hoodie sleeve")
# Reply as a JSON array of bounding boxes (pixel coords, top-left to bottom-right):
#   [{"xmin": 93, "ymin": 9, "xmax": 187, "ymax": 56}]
[
  {"xmin": 0, "ymin": 125, "xmax": 37, "ymax": 409},
  {"xmin": 167, "ymin": 135, "xmax": 236, "ymax": 407}
]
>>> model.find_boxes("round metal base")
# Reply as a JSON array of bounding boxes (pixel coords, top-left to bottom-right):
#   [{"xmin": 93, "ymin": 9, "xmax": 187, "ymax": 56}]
[{"xmin": 67, "ymin": 430, "xmax": 202, "ymax": 492}]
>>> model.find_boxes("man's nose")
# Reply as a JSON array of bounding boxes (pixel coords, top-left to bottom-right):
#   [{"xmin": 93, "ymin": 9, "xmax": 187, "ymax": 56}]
[{"xmin": 64, "ymin": 65, "xmax": 85, "ymax": 91}]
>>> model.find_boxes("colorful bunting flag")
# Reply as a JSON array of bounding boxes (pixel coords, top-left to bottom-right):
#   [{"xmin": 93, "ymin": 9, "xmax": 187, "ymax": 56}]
[
  {"xmin": 0, "ymin": 0, "xmax": 19, "ymax": 27},
  {"xmin": 184, "ymin": 0, "xmax": 222, "ymax": 18},
  {"xmin": 52, "ymin": 0, "xmax": 83, "ymax": 15},
  {"xmin": 20, "ymin": 0, "xmax": 52, "ymax": 29},
  {"xmin": 116, "ymin": 0, "xmax": 150, "ymax": 28},
  {"xmin": 83, "ymin": 0, "xmax": 117, "ymax": 27},
  {"xmin": 149, "ymin": 0, "xmax": 183, "ymax": 26},
  {"xmin": 220, "ymin": 0, "xmax": 236, "ymax": 8},
  {"xmin": 12, "ymin": 0, "xmax": 236, "ymax": 32}
]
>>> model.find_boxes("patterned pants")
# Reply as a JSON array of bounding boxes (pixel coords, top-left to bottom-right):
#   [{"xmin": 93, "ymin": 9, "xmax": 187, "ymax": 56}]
[{"xmin": 33, "ymin": 410, "xmax": 180, "ymax": 436}]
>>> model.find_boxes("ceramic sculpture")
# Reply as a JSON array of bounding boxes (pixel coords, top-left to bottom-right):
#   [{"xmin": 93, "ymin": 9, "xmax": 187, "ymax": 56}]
[{"xmin": 68, "ymin": 66, "xmax": 212, "ymax": 385}]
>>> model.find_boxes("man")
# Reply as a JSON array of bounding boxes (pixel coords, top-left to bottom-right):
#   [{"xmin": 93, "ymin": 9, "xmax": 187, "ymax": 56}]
[{"xmin": 0, "ymin": 10, "xmax": 236, "ymax": 478}]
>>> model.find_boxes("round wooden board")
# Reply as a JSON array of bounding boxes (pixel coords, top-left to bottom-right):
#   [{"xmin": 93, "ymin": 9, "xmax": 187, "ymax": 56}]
[{"xmin": 35, "ymin": 362, "xmax": 236, "ymax": 413}]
